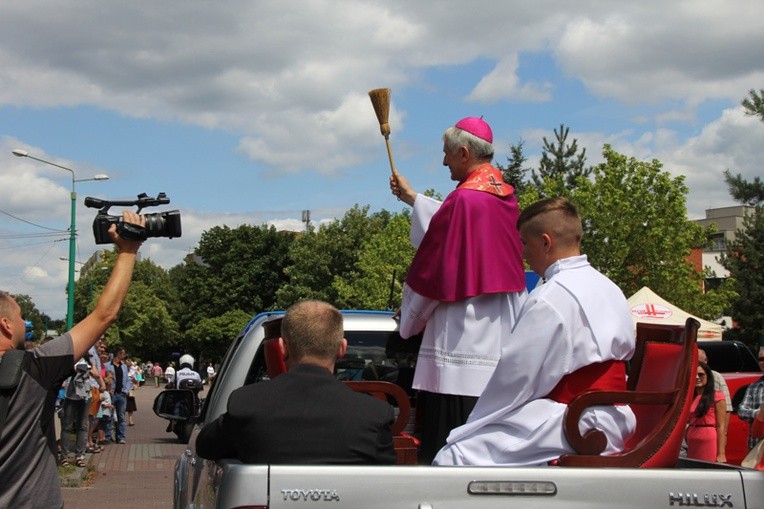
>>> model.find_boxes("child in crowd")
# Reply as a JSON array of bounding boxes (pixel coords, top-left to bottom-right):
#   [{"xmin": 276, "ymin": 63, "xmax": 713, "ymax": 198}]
[{"xmin": 98, "ymin": 375, "xmax": 114, "ymax": 444}]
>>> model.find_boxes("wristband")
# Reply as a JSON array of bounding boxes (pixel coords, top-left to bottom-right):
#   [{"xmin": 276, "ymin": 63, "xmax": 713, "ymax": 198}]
[{"xmin": 117, "ymin": 221, "xmax": 146, "ymax": 241}]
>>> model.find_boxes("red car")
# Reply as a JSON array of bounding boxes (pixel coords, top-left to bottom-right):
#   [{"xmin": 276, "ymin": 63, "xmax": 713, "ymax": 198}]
[{"xmin": 698, "ymin": 340, "xmax": 762, "ymax": 465}]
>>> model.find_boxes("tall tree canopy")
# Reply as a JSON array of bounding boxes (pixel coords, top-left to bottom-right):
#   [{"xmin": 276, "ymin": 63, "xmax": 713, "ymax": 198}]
[
  {"xmin": 720, "ymin": 207, "xmax": 764, "ymax": 348},
  {"xmin": 531, "ymin": 124, "xmax": 590, "ymax": 195},
  {"xmin": 184, "ymin": 309, "xmax": 253, "ymax": 364},
  {"xmin": 568, "ymin": 146, "xmax": 723, "ymax": 317},
  {"xmin": 497, "ymin": 139, "xmax": 530, "ymax": 194},
  {"xmin": 172, "ymin": 223, "xmax": 294, "ymax": 331},
  {"xmin": 275, "ymin": 205, "xmax": 392, "ymax": 308},
  {"xmin": 74, "ymin": 250, "xmax": 180, "ymax": 360},
  {"xmin": 333, "ymin": 211, "xmax": 415, "ymax": 310}
]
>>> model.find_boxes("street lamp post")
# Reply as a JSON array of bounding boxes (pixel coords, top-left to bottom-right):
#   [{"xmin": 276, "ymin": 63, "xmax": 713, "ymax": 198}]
[{"xmin": 12, "ymin": 149, "xmax": 108, "ymax": 330}]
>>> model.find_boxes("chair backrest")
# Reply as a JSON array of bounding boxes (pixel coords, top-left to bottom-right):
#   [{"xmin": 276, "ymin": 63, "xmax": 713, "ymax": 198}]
[
  {"xmin": 263, "ymin": 317, "xmax": 287, "ymax": 379},
  {"xmin": 557, "ymin": 317, "xmax": 699, "ymax": 467},
  {"xmin": 626, "ymin": 323, "xmax": 687, "ymax": 451}
]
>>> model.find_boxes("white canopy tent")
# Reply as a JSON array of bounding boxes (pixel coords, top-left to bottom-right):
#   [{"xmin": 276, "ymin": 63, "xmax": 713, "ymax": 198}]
[{"xmin": 627, "ymin": 286, "xmax": 723, "ymax": 340}]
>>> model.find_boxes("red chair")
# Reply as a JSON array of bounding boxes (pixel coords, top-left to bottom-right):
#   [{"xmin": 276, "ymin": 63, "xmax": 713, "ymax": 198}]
[
  {"xmin": 344, "ymin": 381, "xmax": 419, "ymax": 465},
  {"xmin": 557, "ymin": 318, "xmax": 699, "ymax": 467},
  {"xmin": 263, "ymin": 317, "xmax": 287, "ymax": 379}
]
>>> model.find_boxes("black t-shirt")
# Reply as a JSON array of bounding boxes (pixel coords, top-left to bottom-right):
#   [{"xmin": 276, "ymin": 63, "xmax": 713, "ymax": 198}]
[{"xmin": 112, "ymin": 361, "xmax": 124, "ymax": 394}]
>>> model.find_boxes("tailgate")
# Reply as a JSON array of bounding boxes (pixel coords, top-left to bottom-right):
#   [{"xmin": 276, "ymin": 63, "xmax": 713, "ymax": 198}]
[{"xmin": 267, "ymin": 465, "xmax": 746, "ymax": 509}]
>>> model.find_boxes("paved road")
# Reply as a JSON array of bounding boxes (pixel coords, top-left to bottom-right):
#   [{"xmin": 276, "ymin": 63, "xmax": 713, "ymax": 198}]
[{"xmin": 62, "ymin": 381, "xmax": 194, "ymax": 508}]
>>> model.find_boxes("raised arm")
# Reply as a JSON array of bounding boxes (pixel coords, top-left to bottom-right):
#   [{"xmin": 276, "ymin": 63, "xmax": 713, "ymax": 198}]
[{"xmin": 69, "ymin": 211, "xmax": 145, "ymax": 361}]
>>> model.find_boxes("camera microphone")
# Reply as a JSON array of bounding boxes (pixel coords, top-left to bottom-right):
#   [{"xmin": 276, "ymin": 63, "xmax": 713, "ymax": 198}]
[{"xmin": 84, "ymin": 197, "xmax": 108, "ymax": 209}]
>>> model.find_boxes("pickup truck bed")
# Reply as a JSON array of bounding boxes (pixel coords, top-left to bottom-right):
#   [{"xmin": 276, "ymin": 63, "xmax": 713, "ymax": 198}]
[{"xmin": 211, "ymin": 460, "xmax": 763, "ymax": 509}]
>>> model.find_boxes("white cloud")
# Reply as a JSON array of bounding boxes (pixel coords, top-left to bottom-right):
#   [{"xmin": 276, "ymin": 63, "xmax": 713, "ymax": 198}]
[
  {"xmin": 468, "ymin": 54, "xmax": 552, "ymax": 103},
  {"xmin": 2, "ymin": 0, "xmax": 763, "ymax": 175},
  {"xmin": 656, "ymin": 107, "xmax": 764, "ymax": 218},
  {"xmin": 555, "ymin": 3, "xmax": 764, "ymax": 106},
  {"xmin": 2, "ymin": 0, "xmax": 764, "ymax": 317}
]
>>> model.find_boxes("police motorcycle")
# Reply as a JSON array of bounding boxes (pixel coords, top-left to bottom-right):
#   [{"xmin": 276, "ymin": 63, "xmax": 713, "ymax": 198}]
[{"xmin": 152, "ymin": 354, "xmax": 204, "ymax": 443}]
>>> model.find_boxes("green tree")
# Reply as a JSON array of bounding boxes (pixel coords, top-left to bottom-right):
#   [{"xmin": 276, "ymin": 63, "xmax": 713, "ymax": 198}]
[
  {"xmin": 742, "ymin": 88, "xmax": 764, "ymax": 121},
  {"xmin": 724, "ymin": 170, "xmax": 764, "ymax": 206},
  {"xmin": 720, "ymin": 206, "xmax": 764, "ymax": 349},
  {"xmin": 184, "ymin": 309, "xmax": 252, "ymax": 364},
  {"xmin": 723, "ymin": 88, "xmax": 764, "ymax": 209},
  {"xmin": 11, "ymin": 294, "xmax": 56, "ymax": 341},
  {"xmin": 333, "ymin": 211, "xmax": 415, "ymax": 309},
  {"xmin": 74, "ymin": 249, "xmax": 181, "ymax": 359},
  {"xmin": 275, "ymin": 206, "xmax": 392, "ymax": 308},
  {"xmin": 496, "ymin": 139, "xmax": 529, "ymax": 194},
  {"xmin": 96, "ymin": 281, "xmax": 180, "ymax": 361},
  {"xmin": 531, "ymin": 124, "xmax": 590, "ymax": 195},
  {"xmin": 173, "ymin": 224, "xmax": 294, "ymax": 332},
  {"xmin": 74, "ymin": 250, "xmax": 179, "ymax": 321},
  {"xmin": 571, "ymin": 145, "xmax": 723, "ymax": 317}
]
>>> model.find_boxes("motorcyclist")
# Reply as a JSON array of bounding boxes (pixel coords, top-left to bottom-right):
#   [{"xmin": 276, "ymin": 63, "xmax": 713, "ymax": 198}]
[
  {"xmin": 165, "ymin": 354, "xmax": 202, "ymax": 433},
  {"xmin": 174, "ymin": 354, "xmax": 202, "ymax": 389}
]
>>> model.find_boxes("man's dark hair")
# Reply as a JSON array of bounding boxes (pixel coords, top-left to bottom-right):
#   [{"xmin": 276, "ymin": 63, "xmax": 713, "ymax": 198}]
[{"xmin": 517, "ymin": 196, "xmax": 583, "ymax": 246}]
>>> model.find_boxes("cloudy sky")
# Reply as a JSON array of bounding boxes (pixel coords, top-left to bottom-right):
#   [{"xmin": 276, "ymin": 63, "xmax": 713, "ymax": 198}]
[{"xmin": 1, "ymin": 0, "xmax": 763, "ymax": 320}]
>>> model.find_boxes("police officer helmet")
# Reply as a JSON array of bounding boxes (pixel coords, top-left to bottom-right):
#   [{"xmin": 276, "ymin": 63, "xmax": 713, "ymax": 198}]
[{"xmin": 179, "ymin": 354, "xmax": 195, "ymax": 369}]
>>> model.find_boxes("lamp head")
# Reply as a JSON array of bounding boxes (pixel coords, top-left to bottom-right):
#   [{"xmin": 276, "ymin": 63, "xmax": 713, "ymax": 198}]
[{"xmin": 12, "ymin": 149, "xmax": 29, "ymax": 157}]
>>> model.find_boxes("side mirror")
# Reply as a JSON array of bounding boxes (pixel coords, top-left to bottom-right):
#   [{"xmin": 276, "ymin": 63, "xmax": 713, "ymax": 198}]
[{"xmin": 153, "ymin": 390, "xmax": 195, "ymax": 421}]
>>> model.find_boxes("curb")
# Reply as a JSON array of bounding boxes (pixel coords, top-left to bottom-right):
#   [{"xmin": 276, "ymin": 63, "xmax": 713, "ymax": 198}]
[{"xmin": 59, "ymin": 452, "xmax": 93, "ymax": 487}]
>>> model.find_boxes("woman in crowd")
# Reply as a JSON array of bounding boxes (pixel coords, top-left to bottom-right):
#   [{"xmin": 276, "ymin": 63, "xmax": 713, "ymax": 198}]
[{"xmin": 686, "ymin": 361, "xmax": 727, "ymax": 462}]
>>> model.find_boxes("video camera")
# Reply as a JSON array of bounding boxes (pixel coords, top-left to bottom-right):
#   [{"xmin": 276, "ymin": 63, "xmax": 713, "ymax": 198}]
[{"xmin": 84, "ymin": 193, "xmax": 182, "ymax": 245}]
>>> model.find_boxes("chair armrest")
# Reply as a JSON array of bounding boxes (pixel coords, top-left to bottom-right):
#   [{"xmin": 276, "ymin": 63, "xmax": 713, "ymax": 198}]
[
  {"xmin": 344, "ymin": 381, "xmax": 411, "ymax": 436},
  {"xmin": 564, "ymin": 390, "xmax": 678, "ymax": 455}
]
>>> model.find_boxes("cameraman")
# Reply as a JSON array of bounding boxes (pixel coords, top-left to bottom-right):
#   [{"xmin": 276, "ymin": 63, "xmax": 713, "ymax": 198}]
[{"xmin": 0, "ymin": 211, "xmax": 145, "ymax": 508}]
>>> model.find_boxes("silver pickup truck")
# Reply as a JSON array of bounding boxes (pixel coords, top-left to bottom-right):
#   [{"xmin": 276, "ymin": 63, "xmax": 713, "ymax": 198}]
[{"xmin": 155, "ymin": 311, "xmax": 764, "ymax": 509}]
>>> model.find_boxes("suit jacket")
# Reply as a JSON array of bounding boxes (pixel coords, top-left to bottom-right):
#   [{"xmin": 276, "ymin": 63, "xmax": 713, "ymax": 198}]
[{"xmin": 196, "ymin": 363, "xmax": 397, "ymax": 464}]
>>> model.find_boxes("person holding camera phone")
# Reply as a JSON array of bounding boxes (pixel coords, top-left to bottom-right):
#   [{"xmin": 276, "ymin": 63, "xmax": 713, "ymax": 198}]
[{"xmin": 0, "ymin": 211, "xmax": 145, "ymax": 508}]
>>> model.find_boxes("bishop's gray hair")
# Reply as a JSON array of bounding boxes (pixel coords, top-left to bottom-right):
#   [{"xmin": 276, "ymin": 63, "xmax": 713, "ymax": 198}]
[{"xmin": 443, "ymin": 126, "xmax": 494, "ymax": 160}]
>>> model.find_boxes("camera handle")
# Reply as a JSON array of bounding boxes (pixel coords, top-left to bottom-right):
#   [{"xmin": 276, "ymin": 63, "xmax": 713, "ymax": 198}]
[{"xmin": 116, "ymin": 221, "xmax": 147, "ymax": 241}]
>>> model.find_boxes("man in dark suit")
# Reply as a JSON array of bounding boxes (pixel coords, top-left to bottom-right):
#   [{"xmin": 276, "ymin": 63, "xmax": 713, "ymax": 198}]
[{"xmin": 196, "ymin": 300, "xmax": 397, "ymax": 464}]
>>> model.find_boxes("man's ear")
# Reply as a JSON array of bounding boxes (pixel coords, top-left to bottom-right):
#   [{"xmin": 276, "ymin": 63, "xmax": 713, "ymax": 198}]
[
  {"xmin": 0, "ymin": 316, "xmax": 11, "ymax": 338},
  {"xmin": 336, "ymin": 338, "xmax": 348, "ymax": 360},
  {"xmin": 278, "ymin": 337, "xmax": 290, "ymax": 362},
  {"xmin": 541, "ymin": 233, "xmax": 552, "ymax": 252}
]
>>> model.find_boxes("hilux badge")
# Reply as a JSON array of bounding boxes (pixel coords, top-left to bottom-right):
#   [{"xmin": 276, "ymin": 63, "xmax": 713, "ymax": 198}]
[{"xmin": 668, "ymin": 492, "xmax": 733, "ymax": 507}]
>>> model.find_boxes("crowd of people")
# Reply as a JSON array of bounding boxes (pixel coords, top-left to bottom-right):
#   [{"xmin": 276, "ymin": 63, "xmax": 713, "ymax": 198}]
[
  {"xmin": 2, "ymin": 117, "xmax": 763, "ymax": 508},
  {"xmin": 29, "ymin": 337, "xmax": 212, "ymax": 469}
]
